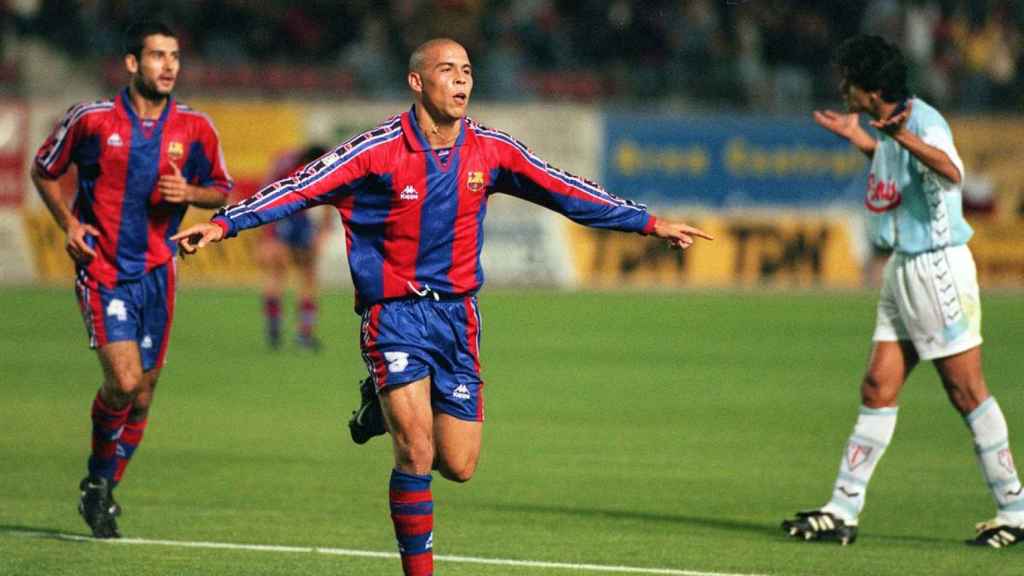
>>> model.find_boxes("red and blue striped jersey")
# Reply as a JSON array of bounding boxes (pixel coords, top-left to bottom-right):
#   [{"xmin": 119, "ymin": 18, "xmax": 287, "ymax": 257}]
[
  {"xmin": 35, "ymin": 88, "xmax": 233, "ymax": 286},
  {"xmin": 213, "ymin": 107, "xmax": 655, "ymax": 311}
]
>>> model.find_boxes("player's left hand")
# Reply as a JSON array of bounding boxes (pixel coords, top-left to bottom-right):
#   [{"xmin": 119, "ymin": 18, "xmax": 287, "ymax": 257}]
[
  {"xmin": 652, "ymin": 218, "xmax": 713, "ymax": 250},
  {"xmin": 870, "ymin": 100, "xmax": 912, "ymax": 136},
  {"xmin": 159, "ymin": 161, "xmax": 192, "ymax": 204}
]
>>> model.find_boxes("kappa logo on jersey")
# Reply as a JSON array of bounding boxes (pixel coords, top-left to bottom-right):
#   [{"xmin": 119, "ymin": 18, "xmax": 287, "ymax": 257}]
[
  {"xmin": 400, "ymin": 185, "xmax": 419, "ymax": 201},
  {"xmin": 452, "ymin": 384, "xmax": 471, "ymax": 401},
  {"xmin": 321, "ymin": 152, "xmax": 340, "ymax": 167},
  {"xmin": 106, "ymin": 299, "xmax": 128, "ymax": 322},
  {"xmin": 846, "ymin": 442, "xmax": 873, "ymax": 470},
  {"xmin": 106, "ymin": 133, "xmax": 123, "ymax": 147},
  {"xmin": 865, "ymin": 173, "xmax": 901, "ymax": 213},
  {"xmin": 466, "ymin": 171, "xmax": 484, "ymax": 192},
  {"xmin": 168, "ymin": 141, "xmax": 184, "ymax": 160}
]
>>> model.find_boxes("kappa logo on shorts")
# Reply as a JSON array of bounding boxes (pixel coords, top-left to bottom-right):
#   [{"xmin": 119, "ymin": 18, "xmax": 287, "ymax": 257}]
[
  {"xmin": 141, "ymin": 335, "xmax": 153, "ymax": 349},
  {"xmin": 106, "ymin": 299, "xmax": 128, "ymax": 322},
  {"xmin": 452, "ymin": 384, "xmax": 471, "ymax": 401}
]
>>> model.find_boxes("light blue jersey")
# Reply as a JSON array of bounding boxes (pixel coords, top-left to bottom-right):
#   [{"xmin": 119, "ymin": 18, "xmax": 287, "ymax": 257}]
[{"xmin": 864, "ymin": 97, "xmax": 972, "ymax": 255}]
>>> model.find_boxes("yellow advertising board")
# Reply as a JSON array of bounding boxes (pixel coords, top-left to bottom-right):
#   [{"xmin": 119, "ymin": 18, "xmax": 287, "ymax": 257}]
[
  {"xmin": 188, "ymin": 99, "xmax": 304, "ymax": 186},
  {"xmin": 950, "ymin": 117, "xmax": 1024, "ymax": 222},
  {"xmin": 567, "ymin": 214, "xmax": 862, "ymax": 288},
  {"xmin": 969, "ymin": 220, "xmax": 1024, "ymax": 287}
]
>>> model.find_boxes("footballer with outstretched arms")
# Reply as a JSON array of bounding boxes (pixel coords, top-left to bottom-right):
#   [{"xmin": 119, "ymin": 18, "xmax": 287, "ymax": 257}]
[
  {"xmin": 782, "ymin": 34, "xmax": 1024, "ymax": 549},
  {"xmin": 173, "ymin": 38, "xmax": 711, "ymax": 576},
  {"xmin": 31, "ymin": 20, "xmax": 232, "ymax": 539}
]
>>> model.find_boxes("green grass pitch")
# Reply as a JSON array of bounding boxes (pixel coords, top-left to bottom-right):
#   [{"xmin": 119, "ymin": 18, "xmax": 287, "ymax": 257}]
[{"xmin": 1, "ymin": 286, "xmax": 1021, "ymax": 575}]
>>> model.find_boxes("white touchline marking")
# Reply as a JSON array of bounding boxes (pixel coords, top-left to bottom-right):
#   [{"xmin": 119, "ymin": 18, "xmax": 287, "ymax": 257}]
[{"xmin": 18, "ymin": 532, "xmax": 769, "ymax": 576}]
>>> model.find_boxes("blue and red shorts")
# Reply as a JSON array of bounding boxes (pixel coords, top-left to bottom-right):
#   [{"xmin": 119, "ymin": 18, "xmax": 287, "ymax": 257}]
[
  {"xmin": 74, "ymin": 261, "xmax": 176, "ymax": 371},
  {"xmin": 360, "ymin": 295, "xmax": 484, "ymax": 422},
  {"xmin": 267, "ymin": 212, "xmax": 314, "ymax": 250}
]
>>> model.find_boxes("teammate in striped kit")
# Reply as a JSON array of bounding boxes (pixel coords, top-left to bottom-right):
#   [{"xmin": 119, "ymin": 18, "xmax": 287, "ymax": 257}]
[
  {"xmin": 173, "ymin": 38, "xmax": 710, "ymax": 575},
  {"xmin": 782, "ymin": 35, "xmax": 1023, "ymax": 549},
  {"xmin": 31, "ymin": 20, "xmax": 232, "ymax": 539},
  {"xmin": 256, "ymin": 144, "xmax": 331, "ymax": 351}
]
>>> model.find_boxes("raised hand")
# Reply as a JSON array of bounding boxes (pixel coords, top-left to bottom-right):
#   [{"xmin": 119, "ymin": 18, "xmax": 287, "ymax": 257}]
[
  {"xmin": 159, "ymin": 161, "xmax": 191, "ymax": 204},
  {"xmin": 870, "ymin": 100, "xmax": 912, "ymax": 136},
  {"xmin": 812, "ymin": 109, "xmax": 862, "ymax": 140}
]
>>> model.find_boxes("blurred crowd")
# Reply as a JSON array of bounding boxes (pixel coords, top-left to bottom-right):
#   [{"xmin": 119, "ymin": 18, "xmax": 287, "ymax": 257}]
[{"xmin": 1, "ymin": 0, "xmax": 1021, "ymax": 111}]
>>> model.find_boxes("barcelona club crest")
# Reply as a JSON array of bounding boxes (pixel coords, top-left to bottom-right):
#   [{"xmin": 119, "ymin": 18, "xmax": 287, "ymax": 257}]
[
  {"xmin": 467, "ymin": 171, "xmax": 484, "ymax": 192},
  {"xmin": 168, "ymin": 141, "xmax": 184, "ymax": 160}
]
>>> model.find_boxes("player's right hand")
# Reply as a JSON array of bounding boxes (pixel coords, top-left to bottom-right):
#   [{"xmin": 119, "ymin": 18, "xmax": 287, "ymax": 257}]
[
  {"xmin": 171, "ymin": 222, "xmax": 225, "ymax": 255},
  {"xmin": 652, "ymin": 218, "xmax": 713, "ymax": 250},
  {"xmin": 65, "ymin": 220, "xmax": 99, "ymax": 264},
  {"xmin": 812, "ymin": 109, "xmax": 861, "ymax": 140}
]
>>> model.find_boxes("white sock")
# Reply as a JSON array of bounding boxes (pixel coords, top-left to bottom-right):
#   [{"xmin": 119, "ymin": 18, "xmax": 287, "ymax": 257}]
[
  {"xmin": 966, "ymin": 397, "xmax": 1024, "ymax": 525},
  {"xmin": 822, "ymin": 405, "xmax": 898, "ymax": 524}
]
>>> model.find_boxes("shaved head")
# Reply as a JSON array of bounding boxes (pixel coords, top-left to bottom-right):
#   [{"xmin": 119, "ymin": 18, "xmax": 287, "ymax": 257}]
[{"xmin": 409, "ymin": 38, "xmax": 464, "ymax": 73}]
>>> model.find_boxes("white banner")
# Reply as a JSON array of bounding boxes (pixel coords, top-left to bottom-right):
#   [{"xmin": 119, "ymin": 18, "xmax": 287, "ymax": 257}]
[{"xmin": 0, "ymin": 209, "xmax": 35, "ymax": 283}]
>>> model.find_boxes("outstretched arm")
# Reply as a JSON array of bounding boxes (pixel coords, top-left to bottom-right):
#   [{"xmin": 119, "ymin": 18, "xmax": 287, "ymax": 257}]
[
  {"xmin": 171, "ymin": 221, "xmax": 226, "ymax": 255},
  {"xmin": 650, "ymin": 216, "xmax": 714, "ymax": 249}
]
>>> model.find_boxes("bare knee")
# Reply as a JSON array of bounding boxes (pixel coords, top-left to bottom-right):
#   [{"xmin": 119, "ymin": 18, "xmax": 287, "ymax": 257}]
[
  {"xmin": 436, "ymin": 455, "xmax": 477, "ymax": 483},
  {"xmin": 860, "ymin": 372, "xmax": 899, "ymax": 408},
  {"xmin": 394, "ymin": 434, "xmax": 436, "ymax": 475},
  {"xmin": 101, "ymin": 368, "xmax": 143, "ymax": 408},
  {"xmin": 940, "ymin": 374, "xmax": 988, "ymax": 415}
]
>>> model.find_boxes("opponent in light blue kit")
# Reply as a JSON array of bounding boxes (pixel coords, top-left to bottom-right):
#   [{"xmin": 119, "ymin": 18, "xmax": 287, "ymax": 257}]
[{"xmin": 782, "ymin": 35, "xmax": 1023, "ymax": 548}]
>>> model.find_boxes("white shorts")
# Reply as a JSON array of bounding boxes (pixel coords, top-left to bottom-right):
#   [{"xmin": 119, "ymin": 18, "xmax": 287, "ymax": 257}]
[{"xmin": 873, "ymin": 244, "xmax": 982, "ymax": 360}]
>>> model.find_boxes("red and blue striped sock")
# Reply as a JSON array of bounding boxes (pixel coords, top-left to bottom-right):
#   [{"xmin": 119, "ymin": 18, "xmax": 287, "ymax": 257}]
[
  {"xmin": 298, "ymin": 297, "xmax": 317, "ymax": 338},
  {"xmin": 88, "ymin": 392, "xmax": 130, "ymax": 480},
  {"xmin": 389, "ymin": 469, "xmax": 433, "ymax": 576},
  {"xmin": 112, "ymin": 418, "xmax": 148, "ymax": 487},
  {"xmin": 264, "ymin": 296, "xmax": 281, "ymax": 343}
]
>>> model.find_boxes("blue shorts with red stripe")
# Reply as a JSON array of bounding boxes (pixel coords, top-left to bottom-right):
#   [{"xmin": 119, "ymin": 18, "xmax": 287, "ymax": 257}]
[
  {"xmin": 268, "ymin": 212, "xmax": 314, "ymax": 249},
  {"xmin": 75, "ymin": 261, "xmax": 176, "ymax": 371},
  {"xmin": 360, "ymin": 295, "xmax": 484, "ymax": 422}
]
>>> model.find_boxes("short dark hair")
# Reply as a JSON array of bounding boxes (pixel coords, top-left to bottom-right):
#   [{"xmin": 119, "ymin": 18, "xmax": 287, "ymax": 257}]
[
  {"xmin": 300, "ymin": 145, "xmax": 328, "ymax": 164},
  {"xmin": 834, "ymin": 35, "xmax": 909, "ymax": 103},
  {"xmin": 123, "ymin": 20, "xmax": 177, "ymax": 59}
]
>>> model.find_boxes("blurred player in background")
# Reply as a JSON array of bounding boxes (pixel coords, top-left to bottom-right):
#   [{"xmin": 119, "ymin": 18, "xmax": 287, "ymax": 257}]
[
  {"xmin": 257, "ymin": 144, "xmax": 330, "ymax": 351},
  {"xmin": 31, "ymin": 20, "xmax": 232, "ymax": 538},
  {"xmin": 173, "ymin": 38, "xmax": 711, "ymax": 575},
  {"xmin": 782, "ymin": 34, "xmax": 1023, "ymax": 549}
]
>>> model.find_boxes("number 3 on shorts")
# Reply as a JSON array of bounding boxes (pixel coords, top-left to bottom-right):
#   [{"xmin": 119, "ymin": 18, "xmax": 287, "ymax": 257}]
[{"xmin": 384, "ymin": 351, "xmax": 409, "ymax": 373}]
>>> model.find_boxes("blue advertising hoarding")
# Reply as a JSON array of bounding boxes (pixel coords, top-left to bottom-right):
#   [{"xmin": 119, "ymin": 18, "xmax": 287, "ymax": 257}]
[{"xmin": 602, "ymin": 114, "xmax": 868, "ymax": 208}]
